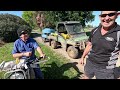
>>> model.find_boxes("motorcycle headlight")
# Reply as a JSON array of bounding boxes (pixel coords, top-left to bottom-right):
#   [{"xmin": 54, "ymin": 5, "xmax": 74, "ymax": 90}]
[{"xmin": 10, "ymin": 72, "xmax": 25, "ymax": 79}]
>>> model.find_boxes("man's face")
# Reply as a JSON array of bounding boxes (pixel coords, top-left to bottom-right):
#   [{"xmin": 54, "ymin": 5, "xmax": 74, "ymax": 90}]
[
  {"xmin": 99, "ymin": 11, "xmax": 118, "ymax": 28},
  {"xmin": 20, "ymin": 32, "xmax": 29, "ymax": 40}
]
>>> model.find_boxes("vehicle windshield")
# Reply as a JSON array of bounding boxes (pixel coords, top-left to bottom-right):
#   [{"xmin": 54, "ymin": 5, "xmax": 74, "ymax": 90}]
[{"xmin": 66, "ymin": 23, "xmax": 84, "ymax": 34}]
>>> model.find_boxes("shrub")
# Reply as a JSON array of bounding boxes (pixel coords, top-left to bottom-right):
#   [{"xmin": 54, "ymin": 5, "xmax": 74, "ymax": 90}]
[{"xmin": 0, "ymin": 14, "xmax": 31, "ymax": 42}]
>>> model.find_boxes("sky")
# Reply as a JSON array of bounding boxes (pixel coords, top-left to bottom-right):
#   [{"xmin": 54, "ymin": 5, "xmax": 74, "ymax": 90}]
[
  {"xmin": 0, "ymin": 11, "xmax": 120, "ymax": 27},
  {"xmin": 0, "ymin": 11, "xmax": 23, "ymax": 17}
]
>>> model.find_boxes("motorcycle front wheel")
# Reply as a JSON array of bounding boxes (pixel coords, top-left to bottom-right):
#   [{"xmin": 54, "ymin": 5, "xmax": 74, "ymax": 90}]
[{"xmin": 8, "ymin": 72, "xmax": 25, "ymax": 79}]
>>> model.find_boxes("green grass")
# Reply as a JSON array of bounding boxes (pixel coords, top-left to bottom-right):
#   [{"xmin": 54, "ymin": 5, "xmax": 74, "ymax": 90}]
[
  {"xmin": 36, "ymin": 44, "xmax": 82, "ymax": 79},
  {"xmin": 0, "ymin": 43, "xmax": 82, "ymax": 79},
  {"xmin": 0, "ymin": 43, "xmax": 15, "ymax": 79},
  {"xmin": 0, "ymin": 43, "xmax": 14, "ymax": 63}
]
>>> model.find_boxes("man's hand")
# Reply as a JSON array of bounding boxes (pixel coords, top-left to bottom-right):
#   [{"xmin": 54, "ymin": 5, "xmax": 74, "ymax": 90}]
[
  {"xmin": 80, "ymin": 57, "xmax": 85, "ymax": 66},
  {"xmin": 36, "ymin": 47, "xmax": 45, "ymax": 59},
  {"xmin": 23, "ymin": 52, "xmax": 32, "ymax": 57},
  {"xmin": 40, "ymin": 53, "xmax": 45, "ymax": 59}
]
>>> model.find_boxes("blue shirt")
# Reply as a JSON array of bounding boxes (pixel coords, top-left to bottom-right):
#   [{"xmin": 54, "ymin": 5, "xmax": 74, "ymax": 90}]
[{"xmin": 12, "ymin": 38, "xmax": 39, "ymax": 60}]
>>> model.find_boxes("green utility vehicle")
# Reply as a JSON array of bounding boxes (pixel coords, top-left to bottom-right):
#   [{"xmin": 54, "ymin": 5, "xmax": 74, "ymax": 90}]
[{"xmin": 48, "ymin": 21, "xmax": 89, "ymax": 59}]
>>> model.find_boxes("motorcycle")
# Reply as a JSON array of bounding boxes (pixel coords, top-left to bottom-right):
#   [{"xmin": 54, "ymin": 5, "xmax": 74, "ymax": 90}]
[{"xmin": 0, "ymin": 57, "xmax": 48, "ymax": 79}]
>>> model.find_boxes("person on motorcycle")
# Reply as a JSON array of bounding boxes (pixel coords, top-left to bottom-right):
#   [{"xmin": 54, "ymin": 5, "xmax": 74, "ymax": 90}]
[{"xmin": 12, "ymin": 25, "xmax": 45, "ymax": 79}]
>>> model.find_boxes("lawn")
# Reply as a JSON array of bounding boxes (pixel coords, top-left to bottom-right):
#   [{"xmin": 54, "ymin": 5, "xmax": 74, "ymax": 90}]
[{"xmin": 0, "ymin": 42, "xmax": 82, "ymax": 79}]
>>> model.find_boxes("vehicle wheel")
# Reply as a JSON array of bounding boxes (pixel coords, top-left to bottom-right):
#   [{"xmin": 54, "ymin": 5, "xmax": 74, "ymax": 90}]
[
  {"xmin": 51, "ymin": 40, "xmax": 57, "ymax": 49},
  {"xmin": 42, "ymin": 38, "xmax": 46, "ymax": 43},
  {"xmin": 49, "ymin": 39, "xmax": 52, "ymax": 46},
  {"xmin": 29, "ymin": 68, "xmax": 36, "ymax": 79},
  {"xmin": 67, "ymin": 46, "xmax": 79, "ymax": 59},
  {"xmin": 8, "ymin": 72, "xmax": 25, "ymax": 79}
]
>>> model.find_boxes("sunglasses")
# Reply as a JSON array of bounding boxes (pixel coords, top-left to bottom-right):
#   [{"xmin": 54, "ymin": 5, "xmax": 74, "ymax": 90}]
[
  {"xmin": 20, "ymin": 32, "xmax": 28, "ymax": 36},
  {"xmin": 100, "ymin": 12, "xmax": 116, "ymax": 17}
]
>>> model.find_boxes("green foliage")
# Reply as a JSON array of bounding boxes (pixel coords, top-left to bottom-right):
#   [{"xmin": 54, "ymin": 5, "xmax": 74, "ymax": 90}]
[
  {"xmin": 22, "ymin": 11, "xmax": 36, "ymax": 29},
  {"xmin": 0, "ymin": 14, "xmax": 30, "ymax": 42},
  {"xmin": 23, "ymin": 11, "xmax": 95, "ymax": 30},
  {"xmin": 44, "ymin": 11, "xmax": 95, "ymax": 27},
  {"xmin": 86, "ymin": 24, "xmax": 94, "ymax": 28}
]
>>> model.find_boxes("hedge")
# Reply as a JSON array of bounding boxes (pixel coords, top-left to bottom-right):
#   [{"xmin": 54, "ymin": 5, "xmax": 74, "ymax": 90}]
[{"xmin": 0, "ymin": 14, "xmax": 31, "ymax": 42}]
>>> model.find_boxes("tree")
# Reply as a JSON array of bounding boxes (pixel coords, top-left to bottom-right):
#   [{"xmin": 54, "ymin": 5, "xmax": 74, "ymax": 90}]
[
  {"xmin": 44, "ymin": 11, "xmax": 95, "ymax": 27},
  {"xmin": 0, "ymin": 14, "xmax": 31, "ymax": 42},
  {"xmin": 23, "ymin": 11, "xmax": 95, "ymax": 30},
  {"xmin": 35, "ymin": 11, "xmax": 46, "ymax": 30},
  {"xmin": 22, "ymin": 11, "xmax": 35, "ymax": 29},
  {"xmin": 23, "ymin": 11, "xmax": 46, "ymax": 30},
  {"xmin": 86, "ymin": 24, "xmax": 94, "ymax": 28}
]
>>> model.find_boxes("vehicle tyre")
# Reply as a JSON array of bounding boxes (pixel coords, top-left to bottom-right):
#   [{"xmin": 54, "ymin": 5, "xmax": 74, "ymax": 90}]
[
  {"xmin": 51, "ymin": 40, "xmax": 57, "ymax": 49},
  {"xmin": 42, "ymin": 38, "xmax": 46, "ymax": 43},
  {"xmin": 8, "ymin": 72, "xmax": 25, "ymax": 79},
  {"xmin": 67, "ymin": 46, "xmax": 79, "ymax": 59}
]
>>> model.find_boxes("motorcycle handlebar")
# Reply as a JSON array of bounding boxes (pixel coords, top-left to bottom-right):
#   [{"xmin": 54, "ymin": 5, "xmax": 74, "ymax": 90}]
[{"xmin": 26, "ymin": 56, "xmax": 49, "ymax": 64}]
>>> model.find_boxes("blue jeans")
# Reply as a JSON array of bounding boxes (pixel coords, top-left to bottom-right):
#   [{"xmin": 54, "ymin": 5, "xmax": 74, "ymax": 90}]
[{"xmin": 33, "ymin": 65, "xmax": 44, "ymax": 79}]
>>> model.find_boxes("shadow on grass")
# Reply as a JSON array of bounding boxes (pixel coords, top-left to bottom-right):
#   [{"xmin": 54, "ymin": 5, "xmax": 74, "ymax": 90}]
[
  {"xmin": 31, "ymin": 32, "xmax": 41, "ymax": 38},
  {"xmin": 41, "ymin": 62, "xmax": 83, "ymax": 79}
]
